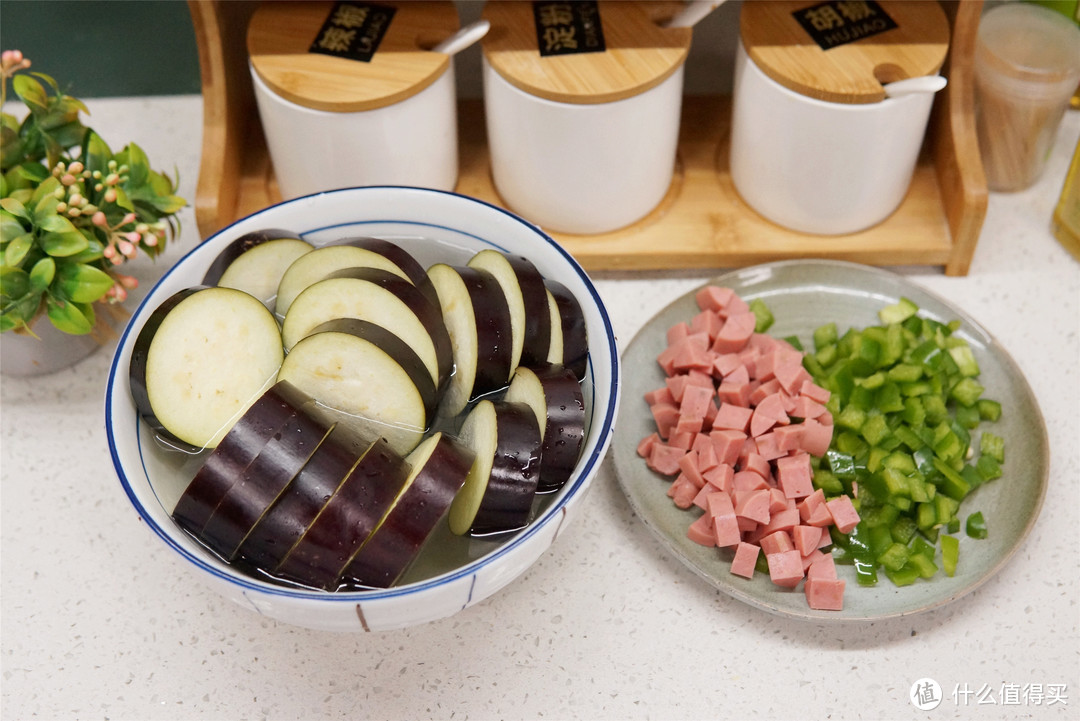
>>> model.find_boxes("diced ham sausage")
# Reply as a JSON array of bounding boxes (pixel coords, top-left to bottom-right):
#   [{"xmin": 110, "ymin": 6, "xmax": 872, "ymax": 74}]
[{"xmin": 643, "ymin": 285, "xmax": 859, "ymax": 611}]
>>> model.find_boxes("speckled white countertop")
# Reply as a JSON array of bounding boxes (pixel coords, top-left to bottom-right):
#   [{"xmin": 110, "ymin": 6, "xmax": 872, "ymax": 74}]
[{"xmin": 2, "ymin": 95, "xmax": 1078, "ymax": 721}]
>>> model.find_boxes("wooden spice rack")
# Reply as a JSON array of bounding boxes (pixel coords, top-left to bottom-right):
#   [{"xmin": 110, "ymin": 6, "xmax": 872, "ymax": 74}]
[{"xmin": 188, "ymin": 1, "xmax": 987, "ymax": 276}]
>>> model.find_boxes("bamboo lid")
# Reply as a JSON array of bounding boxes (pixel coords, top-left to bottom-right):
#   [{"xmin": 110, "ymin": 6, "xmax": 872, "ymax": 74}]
[
  {"xmin": 740, "ymin": 0, "xmax": 950, "ymax": 104},
  {"xmin": 481, "ymin": 1, "xmax": 692, "ymax": 105},
  {"xmin": 248, "ymin": 1, "xmax": 459, "ymax": 112}
]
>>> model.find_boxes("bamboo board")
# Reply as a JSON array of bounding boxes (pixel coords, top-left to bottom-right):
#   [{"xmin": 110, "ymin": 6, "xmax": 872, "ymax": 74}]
[{"xmin": 189, "ymin": 0, "xmax": 986, "ymax": 276}]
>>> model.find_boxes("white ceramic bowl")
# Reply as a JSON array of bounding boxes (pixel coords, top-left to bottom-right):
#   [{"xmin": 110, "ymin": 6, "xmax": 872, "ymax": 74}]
[{"xmin": 105, "ymin": 186, "xmax": 620, "ymax": 632}]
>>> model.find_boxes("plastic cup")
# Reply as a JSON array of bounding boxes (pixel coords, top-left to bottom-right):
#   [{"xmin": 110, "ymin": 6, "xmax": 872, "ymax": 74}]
[{"xmin": 974, "ymin": 3, "xmax": 1080, "ymax": 192}]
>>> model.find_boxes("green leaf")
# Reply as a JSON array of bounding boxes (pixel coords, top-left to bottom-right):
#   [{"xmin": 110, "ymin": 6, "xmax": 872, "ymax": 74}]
[
  {"xmin": 56, "ymin": 261, "xmax": 112, "ymax": 303},
  {"xmin": 3, "ymin": 232, "xmax": 34, "ymax": 266},
  {"xmin": 64, "ymin": 236, "xmax": 105, "ymax": 264},
  {"xmin": 113, "ymin": 185, "xmax": 134, "ymax": 213},
  {"xmin": 0, "ymin": 197, "xmax": 31, "ymax": 223},
  {"xmin": 148, "ymin": 193, "xmax": 187, "ymax": 215},
  {"xmin": 28, "ymin": 257, "xmax": 56, "ymax": 292},
  {"xmin": 13, "ymin": 75, "xmax": 48, "ymax": 111},
  {"xmin": 37, "ymin": 212, "xmax": 79, "ymax": 235},
  {"xmin": 124, "ymin": 142, "xmax": 150, "ymax": 187},
  {"xmin": 40, "ymin": 228, "xmax": 89, "ymax": 258},
  {"xmin": 46, "ymin": 296, "xmax": 94, "ymax": 335},
  {"xmin": 1, "ymin": 211, "xmax": 29, "ymax": 242},
  {"xmin": 0, "ymin": 266, "xmax": 31, "ymax": 300},
  {"xmin": 31, "ymin": 176, "xmax": 61, "ymax": 206},
  {"xmin": 84, "ymin": 131, "xmax": 112, "ymax": 177}
]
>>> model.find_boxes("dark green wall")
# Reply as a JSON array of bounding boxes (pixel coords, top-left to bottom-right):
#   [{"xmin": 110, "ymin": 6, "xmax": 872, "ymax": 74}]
[{"xmin": 1, "ymin": 0, "xmax": 201, "ymax": 98}]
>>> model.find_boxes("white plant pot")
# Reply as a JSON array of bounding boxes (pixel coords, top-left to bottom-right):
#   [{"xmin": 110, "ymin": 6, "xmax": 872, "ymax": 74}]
[{"xmin": 0, "ymin": 319, "xmax": 101, "ymax": 377}]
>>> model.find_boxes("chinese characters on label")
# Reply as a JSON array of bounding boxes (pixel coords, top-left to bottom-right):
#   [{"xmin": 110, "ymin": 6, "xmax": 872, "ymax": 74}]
[
  {"xmin": 792, "ymin": 0, "xmax": 898, "ymax": 51},
  {"xmin": 309, "ymin": 2, "xmax": 396, "ymax": 63},
  {"xmin": 911, "ymin": 678, "xmax": 1069, "ymax": 710},
  {"xmin": 533, "ymin": 1, "xmax": 606, "ymax": 57}
]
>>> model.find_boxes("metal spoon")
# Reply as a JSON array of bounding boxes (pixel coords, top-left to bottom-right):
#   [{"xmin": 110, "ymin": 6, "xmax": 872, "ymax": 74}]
[{"xmin": 431, "ymin": 20, "xmax": 491, "ymax": 56}]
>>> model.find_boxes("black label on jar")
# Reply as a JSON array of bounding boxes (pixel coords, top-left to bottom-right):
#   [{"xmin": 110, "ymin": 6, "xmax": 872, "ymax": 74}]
[
  {"xmin": 533, "ymin": 1, "xmax": 606, "ymax": 57},
  {"xmin": 792, "ymin": 0, "xmax": 898, "ymax": 51},
  {"xmin": 309, "ymin": 1, "xmax": 396, "ymax": 62}
]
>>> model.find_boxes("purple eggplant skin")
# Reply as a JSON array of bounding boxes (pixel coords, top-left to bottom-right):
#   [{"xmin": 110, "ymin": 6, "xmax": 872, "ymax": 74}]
[
  {"xmin": 546, "ymin": 279, "xmax": 589, "ymax": 381},
  {"xmin": 274, "ymin": 437, "xmax": 410, "ymax": 590},
  {"xmin": 197, "ymin": 404, "xmax": 335, "ymax": 561},
  {"xmin": 305, "ymin": 318, "xmax": 440, "ymax": 422},
  {"xmin": 237, "ymin": 422, "xmax": 376, "ymax": 571},
  {"xmin": 342, "ymin": 433, "xmax": 475, "ymax": 589},
  {"xmin": 470, "ymin": 401, "xmax": 542, "ymax": 536},
  {"xmin": 200, "ymin": 228, "xmax": 302, "ymax": 286},
  {"xmin": 506, "ymin": 254, "xmax": 553, "ymax": 368},
  {"xmin": 330, "ymin": 236, "xmax": 441, "ymax": 310},
  {"xmin": 532, "ymin": 364, "xmax": 586, "ymax": 494},
  {"xmin": 172, "ymin": 380, "xmax": 314, "ymax": 536},
  {"xmin": 458, "ymin": 266, "xmax": 514, "ymax": 399},
  {"xmin": 128, "ymin": 286, "xmax": 210, "ymax": 454},
  {"xmin": 322, "ymin": 266, "xmax": 453, "ymax": 394}
]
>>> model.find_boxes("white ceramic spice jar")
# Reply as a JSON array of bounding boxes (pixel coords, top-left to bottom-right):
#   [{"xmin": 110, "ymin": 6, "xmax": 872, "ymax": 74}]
[
  {"xmin": 729, "ymin": 0, "xmax": 951, "ymax": 236},
  {"xmin": 481, "ymin": 1, "xmax": 692, "ymax": 235},
  {"xmin": 247, "ymin": 1, "xmax": 461, "ymax": 200}
]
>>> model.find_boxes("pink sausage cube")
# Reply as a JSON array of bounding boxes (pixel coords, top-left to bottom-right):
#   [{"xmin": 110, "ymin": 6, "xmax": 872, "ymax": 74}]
[
  {"xmin": 668, "ymin": 430, "xmax": 695, "ymax": 450},
  {"xmin": 666, "ymin": 321, "xmax": 691, "ymax": 346},
  {"xmin": 733, "ymin": 470, "xmax": 769, "ymax": 494},
  {"xmin": 730, "ymin": 542, "xmax": 760, "ymax": 579},
  {"xmin": 769, "ymin": 487, "xmax": 790, "ymax": 514},
  {"xmin": 648, "ymin": 442, "xmax": 685, "ymax": 476},
  {"xmin": 776, "ymin": 452, "xmax": 814, "ymax": 500},
  {"xmin": 717, "ymin": 380, "xmax": 751, "ymax": 408},
  {"xmin": 690, "ymin": 309, "xmax": 724, "ymax": 342},
  {"xmin": 713, "ymin": 512, "xmax": 742, "ymax": 548},
  {"xmin": 792, "ymin": 524, "xmax": 823, "ymax": 556},
  {"xmin": 692, "ymin": 481, "xmax": 719, "ymax": 510},
  {"xmin": 754, "ymin": 432, "xmax": 787, "ymax": 461},
  {"xmin": 758, "ymin": 507, "xmax": 801, "ymax": 536},
  {"xmin": 679, "ymin": 383, "xmax": 714, "ymax": 420},
  {"xmin": 713, "ymin": 311, "xmax": 756, "ymax": 354},
  {"xmin": 687, "ymin": 512, "xmax": 715, "ymax": 547},
  {"xmin": 805, "ymin": 577, "xmax": 846, "ymax": 611},
  {"xmin": 799, "ymin": 380, "xmax": 832, "ymax": 405},
  {"xmin": 737, "ymin": 515, "xmax": 758, "ymax": 533},
  {"xmin": 695, "ymin": 439, "xmax": 719, "ymax": 472},
  {"xmin": 676, "ymin": 451, "xmax": 706, "ymax": 489},
  {"xmin": 724, "ymin": 363, "xmax": 751, "ymax": 387},
  {"xmin": 767, "ymin": 550, "xmax": 805, "ymax": 588},
  {"xmin": 637, "ymin": 432, "xmax": 659, "ymax": 458},
  {"xmin": 702, "ymin": 463, "xmax": 735, "ymax": 494},
  {"xmin": 713, "ymin": 352, "xmax": 744, "ymax": 378},
  {"xmin": 670, "ymin": 474, "xmax": 698, "ymax": 509},
  {"xmin": 826, "ymin": 495, "xmax": 861, "ymax": 534},
  {"xmin": 710, "ymin": 429, "xmax": 747, "ymax": 467},
  {"xmin": 774, "ymin": 360, "xmax": 812, "ymax": 396},
  {"xmin": 675, "ymin": 412, "xmax": 704, "ymax": 436},
  {"xmin": 798, "ymin": 488, "xmax": 826, "ymax": 519},
  {"xmin": 713, "ymin": 402, "xmax": 753, "ymax": 433},
  {"xmin": 644, "ymin": 386, "xmax": 675, "ymax": 406},
  {"xmin": 696, "ymin": 285, "xmax": 735, "ymax": 313},
  {"xmin": 800, "ymin": 548, "xmax": 829, "ymax": 571},
  {"xmin": 650, "ymin": 402, "xmax": 680, "ymax": 440},
  {"xmin": 735, "ymin": 488, "xmax": 772, "ymax": 525},
  {"xmin": 749, "ymin": 378, "xmax": 781, "ymax": 406},
  {"xmin": 759, "ymin": 530, "xmax": 794, "ymax": 556},
  {"xmin": 807, "ymin": 555, "xmax": 838, "ymax": 581},
  {"xmin": 773, "ymin": 423, "xmax": 805, "ymax": 452},
  {"xmin": 799, "ymin": 418, "xmax": 834, "ymax": 457}
]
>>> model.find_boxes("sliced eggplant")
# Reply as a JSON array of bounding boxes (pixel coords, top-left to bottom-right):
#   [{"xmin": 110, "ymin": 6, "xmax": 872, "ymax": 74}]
[
  {"xmin": 277, "ymin": 318, "xmax": 435, "ymax": 455},
  {"xmin": 236, "ymin": 422, "xmax": 377, "ymax": 570},
  {"xmin": 466, "ymin": 249, "xmax": 551, "ymax": 372},
  {"xmin": 201, "ymin": 228, "xmax": 303, "ymax": 286},
  {"xmin": 172, "ymin": 380, "xmax": 313, "ymax": 535},
  {"xmin": 198, "ymin": 405, "xmax": 335, "ymax": 560},
  {"xmin": 130, "ymin": 286, "xmax": 284, "ymax": 450},
  {"xmin": 274, "ymin": 245, "xmax": 413, "ymax": 316},
  {"xmin": 342, "ymin": 431, "xmax": 474, "ymax": 588},
  {"xmin": 274, "ymin": 437, "xmax": 410, "ymax": 590},
  {"xmin": 504, "ymin": 364, "xmax": 585, "ymax": 493},
  {"xmin": 545, "ymin": 279, "xmax": 589, "ymax": 381},
  {"xmin": 216, "ymin": 238, "xmax": 314, "ymax": 305},
  {"xmin": 281, "ymin": 267, "xmax": 450, "ymax": 391},
  {"xmin": 448, "ymin": 400, "xmax": 542, "ymax": 536},
  {"xmin": 426, "ymin": 264, "xmax": 513, "ymax": 418},
  {"xmin": 331, "ymin": 236, "xmax": 441, "ymax": 310}
]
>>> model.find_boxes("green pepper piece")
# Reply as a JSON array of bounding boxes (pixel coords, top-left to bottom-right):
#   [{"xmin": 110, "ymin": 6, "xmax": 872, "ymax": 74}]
[
  {"xmin": 884, "ymin": 562, "xmax": 920, "ymax": 587},
  {"xmin": 853, "ymin": 556, "xmax": 879, "ymax": 586},
  {"xmin": 813, "ymin": 322, "xmax": 838, "ymax": 352},
  {"xmin": 825, "ymin": 449, "xmax": 857, "ymax": 480},
  {"xmin": 891, "ymin": 515, "xmax": 918, "ymax": 544},
  {"xmin": 906, "ymin": 552, "xmax": 939, "ymax": 579},
  {"xmin": 909, "ymin": 534, "xmax": 935, "ymax": 559},
  {"xmin": 860, "ymin": 414, "xmax": 892, "ymax": 446},
  {"xmin": 977, "ymin": 398, "xmax": 1002, "ymax": 422},
  {"xmin": 950, "ymin": 377, "xmax": 985, "ymax": 407},
  {"xmin": 980, "ymin": 432, "xmax": 1005, "ymax": 463},
  {"xmin": 902, "ymin": 397, "xmax": 926, "ymax": 426},
  {"xmin": 877, "ymin": 542, "xmax": 911, "ymax": 572},
  {"xmin": 888, "ymin": 363, "xmax": 924, "ymax": 383},
  {"xmin": 948, "ymin": 344, "xmax": 980, "ymax": 377},
  {"xmin": 812, "ymin": 468, "xmax": 845, "ymax": 496},
  {"xmin": 878, "ymin": 297, "xmax": 919, "ymax": 325},
  {"xmin": 976, "ymin": 454, "xmax": 1003, "ymax": 482},
  {"xmin": 955, "ymin": 403, "xmax": 981, "ymax": 430},
  {"xmin": 749, "ymin": 298, "xmax": 775, "ymax": 333},
  {"xmin": 814, "ymin": 343, "xmax": 838, "ymax": 368},
  {"xmin": 941, "ymin": 534, "xmax": 959, "ymax": 576},
  {"xmin": 965, "ymin": 511, "xmax": 988, "ymax": 539}
]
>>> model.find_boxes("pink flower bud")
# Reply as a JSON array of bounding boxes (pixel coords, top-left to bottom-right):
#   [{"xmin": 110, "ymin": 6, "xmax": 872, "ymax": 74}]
[
  {"xmin": 92, "ymin": 211, "xmax": 108, "ymax": 227},
  {"xmin": 68, "ymin": 161, "xmax": 84, "ymax": 174},
  {"xmin": 110, "ymin": 253, "xmax": 124, "ymax": 265},
  {"xmin": 69, "ymin": 193, "xmax": 84, "ymax": 206},
  {"xmin": 2, "ymin": 50, "xmax": 22, "ymax": 65},
  {"xmin": 124, "ymin": 231, "xmax": 140, "ymax": 243},
  {"xmin": 104, "ymin": 189, "xmax": 117, "ymax": 203},
  {"xmin": 144, "ymin": 235, "xmax": 158, "ymax": 247},
  {"xmin": 114, "ymin": 286, "xmax": 128, "ymax": 303},
  {"xmin": 119, "ymin": 274, "xmax": 139, "ymax": 289},
  {"xmin": 103, "ymin": 245, "xmax": 116, "ymax": 259},
  {"xmin": 118, "ymin": 240, "xmax": 134, "ymax": 257},
  {"xmin": 123, "ymin": 213, "xmax": 136, "ymax": 225},
  {"xmin": 106, "ymin": 285, "xmax": 117, "ymax": 298},
  {"xmin": 61, "ymin": 174, "xmax": 76, "ymax": 186}
]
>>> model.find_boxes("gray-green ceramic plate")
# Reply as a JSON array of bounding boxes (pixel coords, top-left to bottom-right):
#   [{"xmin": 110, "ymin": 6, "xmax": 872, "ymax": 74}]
[{"xmin": 612, "ymin": 260, "xmax": 1049, "ymax": 621}]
